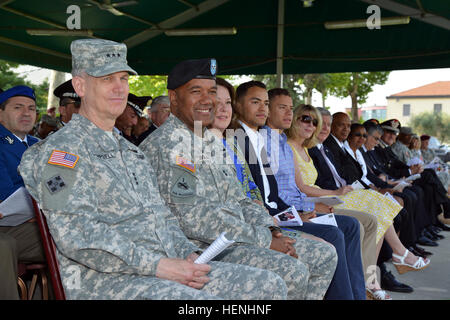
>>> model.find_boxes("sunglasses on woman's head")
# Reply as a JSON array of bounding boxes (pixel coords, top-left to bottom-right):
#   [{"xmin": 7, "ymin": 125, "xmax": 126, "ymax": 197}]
[{"xmin": 298, "ymin": 115, "xmax": 318, "ymax": 127}]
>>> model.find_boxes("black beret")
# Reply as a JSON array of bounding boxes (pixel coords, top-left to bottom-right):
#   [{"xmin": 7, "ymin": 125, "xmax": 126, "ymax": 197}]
[
  {"xmin": 53, "ymin": 80, "xmax": 80, "ymax": 104},
  {"xmin": 167, "ymin": 58, "xmax": 217, "ymax": 90},
  {"xmin": 127, "ymin": 93, "xmax": 150, "ymax": 117}
]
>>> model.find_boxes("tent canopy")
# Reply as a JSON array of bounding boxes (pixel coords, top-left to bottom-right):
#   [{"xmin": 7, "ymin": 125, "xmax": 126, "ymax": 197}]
[{"xmin": 0, "ymin": 0, "xmax": 449, "ymax": 75}]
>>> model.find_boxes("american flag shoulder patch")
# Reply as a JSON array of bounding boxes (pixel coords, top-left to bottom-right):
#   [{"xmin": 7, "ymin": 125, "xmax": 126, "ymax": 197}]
[
  {"xmin": 176, "ymin": 155, "xmax": 195, "ymax": 173},
  {"xmin": 48, "ymin": 150, "xmax": 79, "ymax": 169}
]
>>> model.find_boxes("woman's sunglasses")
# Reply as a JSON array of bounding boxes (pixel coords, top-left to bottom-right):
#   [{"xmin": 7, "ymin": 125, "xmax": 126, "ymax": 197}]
[
  {"xmin": 353, "ymin": 132, "xmax": 368, "ymax": 138},
  {"xmin": 298, "ymin": 115, "xmax": 318, "ymax": 127}
]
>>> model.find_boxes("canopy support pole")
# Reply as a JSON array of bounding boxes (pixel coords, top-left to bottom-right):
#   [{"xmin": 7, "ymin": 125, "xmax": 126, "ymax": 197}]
[{"xmin": 276, "ymin": 0, "xmax": 285, "ymax": 88}]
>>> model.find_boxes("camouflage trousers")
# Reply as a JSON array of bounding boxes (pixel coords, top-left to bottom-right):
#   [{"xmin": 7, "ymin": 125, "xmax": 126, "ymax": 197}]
[
  {"xmin": 61, "ymin": 259, "xmax": 287, "ymax": 300},
  {"xmin": 215, "ymin": 235, "xmax": 337, "ymax": 300}
]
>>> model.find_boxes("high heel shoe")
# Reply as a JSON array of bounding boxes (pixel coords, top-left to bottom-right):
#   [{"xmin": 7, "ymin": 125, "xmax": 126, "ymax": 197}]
[
  {"xmin": 392, "ymin": 249, "xmax": 430, "ymax": 275},
  {"xmin": 366, "ymin": 288, "xmax": 392, "ymax": 300}
]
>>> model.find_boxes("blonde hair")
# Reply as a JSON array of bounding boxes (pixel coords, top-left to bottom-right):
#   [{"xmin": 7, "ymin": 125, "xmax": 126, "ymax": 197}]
[{"xmin": 286, "ymin": 104, "xmax": 322, "ymax": 148}]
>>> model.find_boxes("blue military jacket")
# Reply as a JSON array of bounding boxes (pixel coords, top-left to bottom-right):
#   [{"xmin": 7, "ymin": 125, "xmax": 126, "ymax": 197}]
[{"xmin": 0, "ymin": 123, "xmax": 38, "ymax": 201}]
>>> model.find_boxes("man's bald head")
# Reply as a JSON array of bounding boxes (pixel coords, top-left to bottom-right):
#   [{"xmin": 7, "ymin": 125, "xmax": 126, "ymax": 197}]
[{"xmin": 331, "ymin": 112, "xmax": 351, "ymax": 142}]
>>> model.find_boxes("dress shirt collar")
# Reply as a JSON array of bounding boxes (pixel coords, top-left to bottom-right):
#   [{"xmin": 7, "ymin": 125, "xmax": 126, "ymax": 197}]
[{"xmin": 331, "ymin": 134, "xmax": 345, "ymax": 148}]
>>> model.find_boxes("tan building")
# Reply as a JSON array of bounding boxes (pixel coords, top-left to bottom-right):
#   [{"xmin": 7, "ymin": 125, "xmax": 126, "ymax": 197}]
[{"xmin": 386, "ymin": 81, "xmax": 450, "ymax": 125}]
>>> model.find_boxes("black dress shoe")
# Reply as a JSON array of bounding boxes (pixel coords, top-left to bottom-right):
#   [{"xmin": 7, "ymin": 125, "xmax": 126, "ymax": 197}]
[
  {"xmin": 435, "ymin": 220, "xmax": 450, "ymax": 232},
  {"xmin": 424, "ymin": 229, "xmax": 440, "ymax": 241},
  {"xmin": 417, "ymin": 235, "xmax": 438, "ymax": 247},
  {"xmin": 408, "ymin": 246, "xmax": 426, "ymax": 258},
  {"xmin": 381, "ymin": 270, "xmax": 414, "ymax": 293},
  {"xmin": 413, "ymin": 245, "xmax": 433, "ymax": 257}
]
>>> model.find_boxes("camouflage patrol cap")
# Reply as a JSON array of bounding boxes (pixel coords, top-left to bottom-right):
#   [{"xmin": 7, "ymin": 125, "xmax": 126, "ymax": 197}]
[
  {"xmin": 71, "ymin": 39, "xmax": 137, "ymax": 77},
  {"xmin": 399, "ymin": 126, "xmax": 414, "ymax": 135}
]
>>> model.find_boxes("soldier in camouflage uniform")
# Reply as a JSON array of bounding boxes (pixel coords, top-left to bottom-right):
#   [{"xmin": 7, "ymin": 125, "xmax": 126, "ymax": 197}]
[
  {"xmin": 18, "ymin": 39, "xmax": 288, "ymax": 300},
  {"xmin": 140, "ymin": 59, "xmax": 337, "ymax": 300},
  {"xmin": 391, "ymin": 127, "xmax": 417, "ymax": 164}
]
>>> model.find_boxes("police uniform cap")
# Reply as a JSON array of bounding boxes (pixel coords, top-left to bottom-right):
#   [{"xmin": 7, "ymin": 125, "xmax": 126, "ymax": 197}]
[
  {"xmin": 53, "ymin": 79, "xmax": 80, "ymax": 104},
  {"xmin": 127, "ymin": 93, "xmax": 150, "ymax": 117},
  {"xmin": 380, "ymin": 119, "xmax": 401, "ymax": 134},
  {"xmin": 71, "ymin": 38, "xmax": 137, "ymax": 77},
  {"xmin": 167, "ymin": 58, "xmax": 217, "ymax": 90},
  {"xmin": 0, "ymin": 85, "xmax": 36, "ymax": 105}
]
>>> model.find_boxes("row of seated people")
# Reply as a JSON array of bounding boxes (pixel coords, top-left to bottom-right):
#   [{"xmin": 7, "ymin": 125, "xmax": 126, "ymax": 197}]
[{"xmin": 1, "ymin": 39, "xmax": 449, "ymax": 300}]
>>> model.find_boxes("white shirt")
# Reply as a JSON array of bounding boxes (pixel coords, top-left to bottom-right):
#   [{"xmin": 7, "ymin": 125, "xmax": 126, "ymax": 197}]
[
  {"xmin": 317, "ymin": 143, "xmax": 342, "ymax": 188},
  {"xmin": 239, "ymin": 121, "xmax": 277, "ymax": 209},
  {"xmin": 13, "ymin": 134, "xmax": 28, "ymax": 145},
  {"xmin": 343, "ymin": 141, "xmax": 372, "ymax": 186}
]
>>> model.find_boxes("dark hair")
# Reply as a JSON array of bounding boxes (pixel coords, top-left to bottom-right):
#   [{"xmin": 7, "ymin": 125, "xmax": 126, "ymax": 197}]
[
  {"xmin": 235, "ymin": 80, "xmax": 266, "ymax": 103},
  {"xmin": 0, "ymin": 100, "xmax": 7, "ymax": 110},
  {"xmin": 349, "ymin": 123, "xmax": 365, "ymax": 137},
  {"xmin": 268, "ymin": 88, "xmax": 290, "ymax": 101},
  {"xmin": 363, "ymin": 121, "xmax": 383, "ymax": 136}
]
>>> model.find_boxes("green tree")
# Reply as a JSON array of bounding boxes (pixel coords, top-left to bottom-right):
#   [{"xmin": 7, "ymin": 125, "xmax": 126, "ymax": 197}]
[
  {"xmin": 409, "ymin": 111, "xmax": 450, "ymax": 143},
  {"xmin": 327, "ymin": 71, "xmax": 390, "ymax": 121},
  {"xmin": 245, "ymin": 74, "xmax": 305, "ymax": 106},
  {"xmin": 128, "ymin": 75, "xmax": 168, "ymax": 98},
  {"xmin": 0, "ymin": 59, "xmax": 48, "ymax": 113}
]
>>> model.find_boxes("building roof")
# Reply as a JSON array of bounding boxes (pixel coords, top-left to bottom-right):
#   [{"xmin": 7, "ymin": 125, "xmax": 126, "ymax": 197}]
[{"xmin": 387, "ymin": 81, "xmax": 450, "ymax": 99}]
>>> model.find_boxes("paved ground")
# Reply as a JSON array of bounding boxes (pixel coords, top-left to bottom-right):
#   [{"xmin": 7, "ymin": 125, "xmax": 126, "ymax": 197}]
[{"xmin": 385, "ymin": 226, "xmax": 450, "ymax": 300}]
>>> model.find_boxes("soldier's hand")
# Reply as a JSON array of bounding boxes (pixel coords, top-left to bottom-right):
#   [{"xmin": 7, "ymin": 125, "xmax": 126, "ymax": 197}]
[
  {"xmin": 156, "ymin": 258, "xmax": 211, "ymax": 290},
  {"xmin": 0, "ymin": 213, "xmax": 3, "ymax": 219},
  {"xmin": 270, "ymin": 234, "xmax": 298, "ymax": 258}
]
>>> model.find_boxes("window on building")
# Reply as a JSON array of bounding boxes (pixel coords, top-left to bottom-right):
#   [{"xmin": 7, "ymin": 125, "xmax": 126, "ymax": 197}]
[
  {"xmin": 434, "ymin": 104, "xmax": 442, "ymax": 114},
  {"xmin": 403, "ymin": 104, "xmax": 410, "ymax": 116}
]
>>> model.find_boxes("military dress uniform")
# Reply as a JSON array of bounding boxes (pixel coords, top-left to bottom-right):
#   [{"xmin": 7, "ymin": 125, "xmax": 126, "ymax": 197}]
[
  {"xmin": 0, "ymin": 88, "xmax": 47, "ymax": 300},
  {"xmin": 19, "ymin": 113, "xmax": 288, "ymax": 300},
  {"xmin": 140, "ymin": 113, "xmax": 338, "ymax": 300}
]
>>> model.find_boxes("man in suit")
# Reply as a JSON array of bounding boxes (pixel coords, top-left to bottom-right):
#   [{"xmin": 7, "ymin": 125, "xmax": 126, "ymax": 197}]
[
  {"xmin": 233, "ymin": 81, "xmax": 366, "ymax": 300},
  {"xmin": 309, "ymin": 108, "xmax": 414, "ymax": 294},
  {"xmin": 361, "ymin": 121, "xmax": 432, "ymax": 258},
  {"xmin": 141, "ymin": 59, "xmax": 338, "ymax": 300},
  {"xmin": 375, "ymin": 120, "xmax": 450, "ymax": 235},
  {"xmin": 0, "ymin": 85, "xmax": 46, "ymax": 299}
]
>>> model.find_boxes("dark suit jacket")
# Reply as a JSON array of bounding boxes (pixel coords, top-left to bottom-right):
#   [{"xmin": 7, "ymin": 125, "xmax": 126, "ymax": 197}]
[
  {"xmin": 308, "ymin": 145, "xmax": 340, "ymax": 191},
  {"xmin": 359, "ymin": 148, "xmax": 393, "ymax": 189},
  {"xmin": 323, "ymin": 135, "xmax": 369, "ymax": 188},
  {"xmin": 234, "ymin": 125, "xmax": 289, "ymax": 216},
  {"xmin": 136, "ymin": 123, "xmax": 158, "ymax": 146},
  {"xmin": 374, "ymin": 145, "xmax": 410, "ymax": 179}
]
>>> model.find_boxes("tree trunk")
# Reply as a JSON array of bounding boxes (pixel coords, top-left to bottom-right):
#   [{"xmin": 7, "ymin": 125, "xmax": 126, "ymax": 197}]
[
  {"xmin": 350, "ymin": 73, "xmax": 359, "ymax": 121},
  {"xmin": 305, "ymin": 88, "xmax": 312, "ymax": 105}
]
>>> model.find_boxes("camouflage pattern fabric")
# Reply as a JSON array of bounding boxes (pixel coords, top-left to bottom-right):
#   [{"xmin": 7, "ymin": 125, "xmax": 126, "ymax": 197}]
[
  {"xmin": 140, "ymin": 114, "xmax": 337, "ymax": 300},
  {"xmin": 18, "ymin": 113, "xmax": 287, "ymax": 300}
]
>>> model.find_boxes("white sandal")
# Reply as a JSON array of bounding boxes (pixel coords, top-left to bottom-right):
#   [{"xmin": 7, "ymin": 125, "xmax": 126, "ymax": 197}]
[
  {"xmin": 366, "ymin": 288, "xmax": 392, "ymax": 300},
  {"xmin": 392, "ymin": 249, "xmax": 430, "ymax": 274}
]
